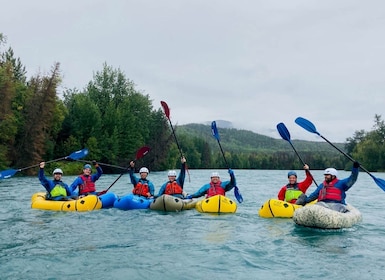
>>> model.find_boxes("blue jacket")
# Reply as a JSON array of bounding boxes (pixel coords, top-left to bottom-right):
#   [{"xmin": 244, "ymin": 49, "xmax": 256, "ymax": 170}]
[
  {"xmin": 70, "ymin": 165, "xmax": 103, "ymax": 195},
  {"xmin": 157, "ymin": 163, "xmax": 186, "ymax": 197},
  {"xmin": 190, "ymin": 171, "xmax": 236, "ymax": 199},
  {"xmin": 306, "ymin": 166, "xmax": 359, "ymax": 205},
  {"xmin": 129, "ymin": 169, "xmax": 155, "ymax": 196},
  {"xmin": 38, "ymin": 168, "xmax": 71, "ymax": 200}
]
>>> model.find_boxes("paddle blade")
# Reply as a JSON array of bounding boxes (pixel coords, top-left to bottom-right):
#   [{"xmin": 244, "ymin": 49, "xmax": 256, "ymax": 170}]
[
  {"xmin": 371, "ymin": 174, "xmax": 385, "ymax": 192},
  {"xmin": 136, "ymin": 146, "xmax": 151, "ymax": 160},
  {"xmin": 295, "ymin": 117, "xmax": 320, "ymax": 135},
  {"xmin": 234, "ymin": 186, "xmax": 243, "ymax": 203},
  {"xmin": 276, "ymin": 122, "xmax": 291, "ymax": 142},
  {"xmin": 0, "ymin": 169, "xmax": 18, "ymax": 179},
  {"xmin": 211, "ymin": 121, "xmax": 220, "ymax": 141},
  {"xmin": 160, "ymin": 101, "xmax": 170, "ymax": 119},
  {"xmin": 67, "ymin": 148, "xmax": 89, "ymax": 160}
]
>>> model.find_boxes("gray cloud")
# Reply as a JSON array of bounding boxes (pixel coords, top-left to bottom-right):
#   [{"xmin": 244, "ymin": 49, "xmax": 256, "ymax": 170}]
[{"xmin": 2, "ymin": 0, "xmax": 384, "ymax": 142}]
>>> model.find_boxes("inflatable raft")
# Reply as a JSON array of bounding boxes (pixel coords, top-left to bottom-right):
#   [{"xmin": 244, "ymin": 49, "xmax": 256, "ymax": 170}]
[
  {"xmin": 258, "ymin": 198, "xmax": 316, "ymax": 218},
  {"xmin": 31, "ymin": 192, "xmax": 102, "ymax": 212},
  {"xmin": 113, "ymin": 193, "xmax": 153, "ymax": 210},
  {"xmin": 98, "ymin": 192, "xmax": 118, "ymax": 208},
  {"xmin": 195, "ymin": 195, "xmax": 237, "ymax": 213},
  {"xmin": 149, "ymin": 194, "xmax": 197, "ymax": 212},
  {"xmin": 293, "ymin": 203, "xmax": 362, "ymax": 229}
]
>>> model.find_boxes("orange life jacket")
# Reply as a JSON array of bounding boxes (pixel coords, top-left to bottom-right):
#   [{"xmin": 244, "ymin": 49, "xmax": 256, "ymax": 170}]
[
  {"xmin": 133, "ymin": 181, "xmax": 150, "ymax": 196},
  {"xmin": 79, "ymin": 175, "xmax": 96, "ymax": 195},
  {"xmin": 165, "ymin": 181, "xmax": 183, "ymax": 195},
  {"xmin": 206, "ymin": 180, "xmax": 225, "ymax": 198}
]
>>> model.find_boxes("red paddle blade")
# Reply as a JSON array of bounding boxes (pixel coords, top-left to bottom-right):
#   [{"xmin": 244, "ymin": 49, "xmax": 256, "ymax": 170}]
[
  {"xmin": 136, "ymin": 146, "xmax": 150, "ymax": 160},
  {"xmin": 160, "ymin": 101, "xmax": 170, "ymax": 119}
]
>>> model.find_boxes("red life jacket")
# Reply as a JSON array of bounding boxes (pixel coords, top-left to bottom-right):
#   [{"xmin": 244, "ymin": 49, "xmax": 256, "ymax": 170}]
[
  {"xmin": 318, "ymin": 178, "xmax": 342, "ymax": 202},
  {"xmin": 206, "ymin": 180, "xmax": 225, "ymax": 198},
  {"xmin": 79, "ymin": 175, "xmax": 96, "ymax": 195},
  {"xmin": 133, "ymin": 182, "xmax": 149, "ymax": 196},
  {"xmin": 165, "ymin": 181, "xmax": 183, "ymax": 195}
]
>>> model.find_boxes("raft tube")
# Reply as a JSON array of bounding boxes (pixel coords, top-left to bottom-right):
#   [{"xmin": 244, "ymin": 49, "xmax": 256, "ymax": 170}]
[
  {"xmin": 113, "ymin": 193, "xmax": 153, "ymax": 210},
  {"xmin": 31, "ymin": 192, "xmax": 102, "ymax": 212},
  {"xmin": 98, "ymin": 192, "xmax": 118, "ymax": 208},
  {"xmin": 195, "ymin": 195, "xmax": 237, "ymax": 213},
  {"xmin": 149, "ymin": 194, "xmax": 197, "ymax": 212},
  {"xmin": 293, "ymin": 203, "xmax": 362, "ymax": 229}
]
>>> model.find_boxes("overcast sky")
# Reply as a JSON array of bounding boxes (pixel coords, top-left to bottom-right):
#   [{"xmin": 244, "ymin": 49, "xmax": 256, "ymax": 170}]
[{"xmin": 2, "ymin": 0, "xmax": 384, "ymax": 142}]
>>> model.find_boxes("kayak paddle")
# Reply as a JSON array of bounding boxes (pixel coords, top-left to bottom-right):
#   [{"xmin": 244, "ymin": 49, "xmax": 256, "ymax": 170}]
[
  {"xmin": 295, "ymin": 116, "xmax": 385, "ymax": 192},
  {"xmin": 0, "ymin": 148, "xmax": 89, "ymax": 179},
  {"xmin": 276, "ymin": 122, "xmax": 318, "ymax": 187},
  {"xmin": 98, "ymin": 146, "xmax": 151, "ymax": 195},
  {"xmin": 211, "ymin": 121, "xmax": 243, "ymax": 203}
]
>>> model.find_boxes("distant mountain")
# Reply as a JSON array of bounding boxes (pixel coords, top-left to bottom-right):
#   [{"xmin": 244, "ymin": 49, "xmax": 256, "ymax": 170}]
[
  {"xmin": 177, "ymin": 123, "xmax": 343, "ymax": 155},
  {"xmin": 203, "ymin": 120, "xmax": 233, "ymax": 129}
]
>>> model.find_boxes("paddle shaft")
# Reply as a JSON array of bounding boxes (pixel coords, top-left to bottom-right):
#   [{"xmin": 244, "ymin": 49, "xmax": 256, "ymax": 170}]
[
  {"xmin": 317, "ymin": 133, "xmax": 373, "ymax": 175},
  {"xmin": 295, "ymin": 117, "xmax": 385, "ymax": 191},
  {"xmin": 0, "ymin": 148, "xmax": 89, "ymax": 179},
  {"xmin": 211, "ymin": 121, "xmax": 243, "ymax": 203},
  {"xmin": 75, "ymin": 159, "xmax": 127, "ymax": 170},
  {"xmin": 217, "ymin": 139, "xmax": 229, "ymax": 168},
  {"xmin": 101, "ymin": 146, "xmax": 151, "ymax": 193},
  {"xmin": 276, "ymin": 122, "xmax": 319, "ymax": 187},
  {"xmin": 104, "ymin": 173, "xmax": 125, "ymax": 193},
  {"xmin": 168, "ymin": 119, "xmax": 184, "ymax": 158}
]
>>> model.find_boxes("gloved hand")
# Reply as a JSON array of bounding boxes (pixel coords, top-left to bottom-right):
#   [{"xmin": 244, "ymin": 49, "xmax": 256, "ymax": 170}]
[
  {"xmin": 92, "ymin": 160, "xmax": 97, "ymax": 166},
  {"xmin": 295, "ymin": 194, "xmax": 307, "ymax": 206},
  {"xmin": 228, "ymin": 168, "xmax": 234, "ymax": 176},
  {"xmin": 185, "ymin": 195, "xmax": 193, "ymax": 199},
  {"xmin": 353, "ymin": 161, "xmax": 360, "ymax": 168}
]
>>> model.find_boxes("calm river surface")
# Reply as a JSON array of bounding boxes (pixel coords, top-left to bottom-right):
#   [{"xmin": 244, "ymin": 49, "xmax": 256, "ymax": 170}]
[{"xmin": 1, "ymin": 169, "xmax": 384, "ymax": 279}]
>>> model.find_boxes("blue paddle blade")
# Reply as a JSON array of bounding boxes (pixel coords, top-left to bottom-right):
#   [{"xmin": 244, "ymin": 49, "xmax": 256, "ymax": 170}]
[
  {"xmin": 67, "ymin": 148, "xmax": 89, "ymax": 160},
  {"xmin": 234, "ymin": 186, "xmax": 243, "ymax": 203},
  {"xmin": 0, "ymin": 169, "xmax": 18, "ymax": 180},
  {"xmin": 276, "ymin": 122, "xmax": 291, "ymax": 142},
  {"xmin": 371, "ymin": 174, "xmax": 385, "ymax": 192},
  {"xmin": 295, "ymin": 117, "xmax": 320, "ymax": 135},
  {"xmin": 211, "ymin": 121, "xmax": 220, "ymax": 141}
]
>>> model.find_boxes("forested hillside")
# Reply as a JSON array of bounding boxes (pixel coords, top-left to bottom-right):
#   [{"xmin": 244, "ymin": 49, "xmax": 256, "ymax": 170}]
[{"xmin": 1, "ymin": 32, "xmax": 384, "ymax": 176}]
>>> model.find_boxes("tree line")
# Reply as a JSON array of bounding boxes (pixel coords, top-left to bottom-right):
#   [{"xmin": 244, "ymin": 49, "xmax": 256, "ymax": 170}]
[{"xmin": 1, "ymin": 33, "xmax": 384, "ymax": 175}]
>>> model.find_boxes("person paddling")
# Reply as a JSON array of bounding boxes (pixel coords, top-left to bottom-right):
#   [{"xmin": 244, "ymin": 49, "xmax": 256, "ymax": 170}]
[
  {"xmin": 277, "ymin": 164, "xmax": 313, "ymax": 204},
  {"xmin": 157, "ymin": 156, "xmax": 187, "ymax": 199},
  {"xmin": 39, "ymin": 162, "xmax": 72, "ymax": 201},
  {"xmin": 296, "ymin": 162, "xmax": 360, "ymax": 212},
  {"xmin": 186, "ymin": 169, "xmax": 236, "ymax": 199},
  {"xmin": 129, "ymin": 161, "xmax": 155, "ymax": 198},
  {"xmin": 70, "ymin": 161, "xmax": 103, "ymax": 196}
]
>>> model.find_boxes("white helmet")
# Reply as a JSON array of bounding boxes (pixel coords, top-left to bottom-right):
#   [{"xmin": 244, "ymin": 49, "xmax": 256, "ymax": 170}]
[
  {"xmin": 139, "ymin": 167, "xmax": 149, "ymax": 174},
  {"xmin": 53, "ymin": 168, "xmax": 63, "ymax": 175},
  {"xmin": 168, "ymin": 170, "xmax": 177, "ymax": 176},
  {"xmin": 211, "ymin": 172, "xmax": 220, "ymax": 178},
  {"xmin": 324, "ymin": 168, "xmax": 338, "ymax": 177}
]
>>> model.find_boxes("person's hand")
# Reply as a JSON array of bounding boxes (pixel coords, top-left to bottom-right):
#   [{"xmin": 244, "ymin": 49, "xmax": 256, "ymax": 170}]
[
  {"xmin": 185, "ymin": 195, "xmax": 193, "ymax": 199},
  {"xmin": 39, "ymin": 162, "xmax": 45, "ymax": 168},
  {"xmin": 181, "ymin": 156, "xmax": 186, "ymax": 164},
  {"xmin": 303, "ymin": 164, "xmax": 309, "ymax": 170},
  {"xmin": 353, "ymin": 161, "xmax": 360, "ymax": 168},
  {"xmin": 228, "ymin": 168, "xmax": 234, "ymax": 176},
  {"xmin": 130, "ymin": 161, "xmax": 135, "ymax": 168},
  {"xmin": 295, "ymin": 194, "xmax": 307, "ymax": 206}
]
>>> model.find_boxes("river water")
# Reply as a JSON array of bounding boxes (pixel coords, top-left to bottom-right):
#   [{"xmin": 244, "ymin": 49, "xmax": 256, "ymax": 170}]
[{"xmin": 1, "ymin": 169, "xmax": 384, "ymax": 279}]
